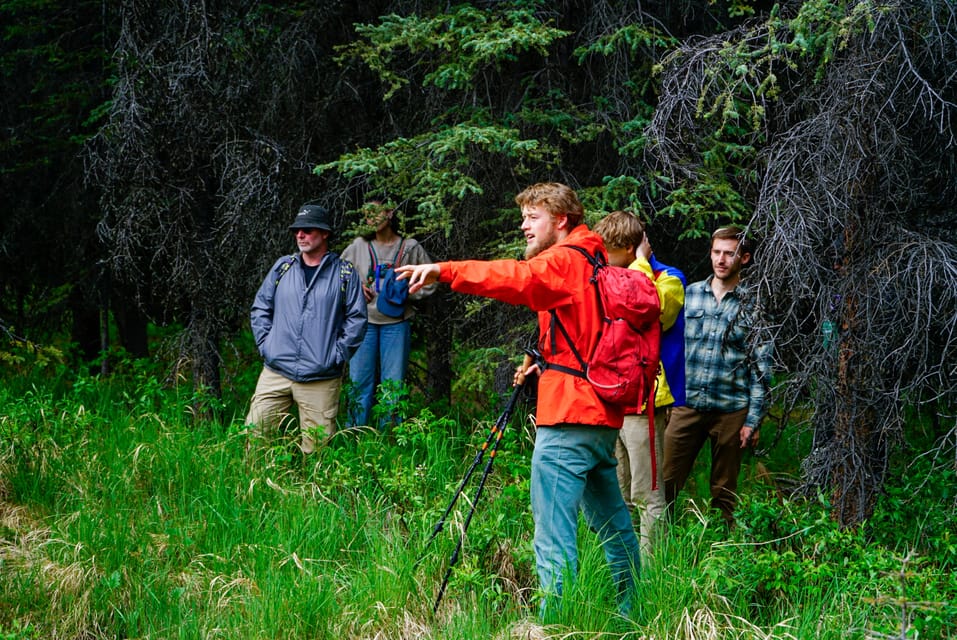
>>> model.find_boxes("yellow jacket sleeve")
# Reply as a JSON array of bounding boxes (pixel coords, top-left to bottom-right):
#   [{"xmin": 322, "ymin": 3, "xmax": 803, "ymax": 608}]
[
  {"xmin": 629, "ymin": 256, "xmax": 685, "ymax": 330},
  {"xmin": 629, "ymin": 256, "xmax": 686, "ymax": 410}
]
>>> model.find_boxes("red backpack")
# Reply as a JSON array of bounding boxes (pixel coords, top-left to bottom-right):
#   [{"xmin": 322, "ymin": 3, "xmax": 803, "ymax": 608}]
[
  {"xmin": 541, "ymin": 245, "xmax": 664, "ymax": 489},
  {"xmin": 546, "ymin": 245, "xmax": 661, "ymax": 413}
]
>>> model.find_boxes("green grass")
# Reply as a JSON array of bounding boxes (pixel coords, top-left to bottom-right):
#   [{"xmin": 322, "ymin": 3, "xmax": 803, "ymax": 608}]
[{"xmin": 0, "ymin": 358, "xmax": 954, "ymax": 639}]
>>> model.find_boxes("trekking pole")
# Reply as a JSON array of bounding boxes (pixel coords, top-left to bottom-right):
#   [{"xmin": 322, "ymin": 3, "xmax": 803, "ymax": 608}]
[
  {"xmin": 428, "ymin": 381, "xmax": 526, "ymax": 614},
  {"xmin": 415, "ymin": 414, "xmax": 505, "ymax": 565},
  {"xmin": 416, "ymin": 380, "xmax": 526, "ymax": 564}
]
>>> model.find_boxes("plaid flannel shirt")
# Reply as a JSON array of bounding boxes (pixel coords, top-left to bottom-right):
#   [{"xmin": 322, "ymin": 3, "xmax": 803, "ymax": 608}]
[{"xmin": 683, "ymin": 276, "xmax": 772, "ymax": 430}]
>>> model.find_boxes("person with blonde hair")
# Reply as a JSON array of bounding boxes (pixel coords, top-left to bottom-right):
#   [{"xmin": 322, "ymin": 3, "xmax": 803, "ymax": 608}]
[
  {"xmin": 593, "ymin": 211, "xmax": 686, "ymax": 556},
  {"xmin": 397, "ymin": 183, "xmax": 640, "ymax": 620}
]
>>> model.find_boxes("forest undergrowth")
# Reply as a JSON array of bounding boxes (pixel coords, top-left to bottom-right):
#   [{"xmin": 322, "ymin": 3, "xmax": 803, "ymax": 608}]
[{"xmin": 0, "ymin": 347, "xmax": 955, "ymax": 640}]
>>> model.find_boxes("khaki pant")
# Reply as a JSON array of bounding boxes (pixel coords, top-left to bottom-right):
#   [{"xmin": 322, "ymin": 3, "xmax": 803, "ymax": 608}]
[
  {"xmin": 616, "ymin": 407, "xmax": 669, "ymax": 556},
  {"xmin": 663, "ymin": 406, "xmax": 748, "ymax": 523},
  {"xmin": 245, "ymin": 367, "xmax": 341, "ymax": 454}
]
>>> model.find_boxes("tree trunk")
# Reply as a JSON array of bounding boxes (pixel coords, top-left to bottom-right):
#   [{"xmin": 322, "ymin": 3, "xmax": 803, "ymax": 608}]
[
  {"xmin": 829, "ymin": 205, "xmax": 885, "ymax": 526},
  {"xmin": 180, "ymin": 178, "xmax": 224, "ymax": 415},
  {"xmin": 424, "ymin": 289, "xmax": 453, "ymax": 406},
  {"xmin": 114, "ymin": 302, "xmax": 150, "ymax": 360},
  {"xmin": 185, "ymin": 303, "xmax": 222, "ymax": 418},
  {"xmin": 69, "ymin": 286, "xmax": 101, "ymax": 366},
  {"xmin": 831, "ymin": 298, "xmax": 879, "ymax": 525}
]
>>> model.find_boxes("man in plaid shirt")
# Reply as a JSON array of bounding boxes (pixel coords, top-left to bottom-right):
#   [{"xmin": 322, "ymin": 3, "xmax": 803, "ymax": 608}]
[{"xmin": 663, "ymin": 225, "xmax": 772, "ymax": 525}]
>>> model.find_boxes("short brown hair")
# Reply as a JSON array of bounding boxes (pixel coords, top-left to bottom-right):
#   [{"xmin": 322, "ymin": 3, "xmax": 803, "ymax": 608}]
[
  {"xmin": 593, "ymin": 210, "xmax": 644, "ymax": 250},
  {"xmin": 515, "ymin": 182, "xmax": 584, "ymax": 228},
  {"xmin": 712, "ymin": 225, "xmax": 753, "ymax": 255}
]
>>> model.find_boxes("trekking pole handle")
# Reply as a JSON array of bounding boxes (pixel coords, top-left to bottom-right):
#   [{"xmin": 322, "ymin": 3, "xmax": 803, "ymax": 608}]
[
  {"xmin": 515, "ymin": 348, "xmax": 543, "ymax": 387},
  {"xmin": 514, "ymin": 354, "xmax": 533, "ymax": 387}
]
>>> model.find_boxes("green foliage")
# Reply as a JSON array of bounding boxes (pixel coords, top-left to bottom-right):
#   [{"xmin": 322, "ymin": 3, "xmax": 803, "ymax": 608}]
[
  {"xmin": 510, "ymin": 95, "xmax": 606, "ymax": 147},
  {"xmin": 336, "ymin": 3, "xmax": 568, "ymax": 99},
  {"xmin": 449, "ymin": 345, "xmax": 511, "ymax": 413},
  {"xmin": 573, "ymin": 24, "xmax": 678, "ymax": 61},
  {"xmin": 317, "ymin": 122, "xmax": 557, "ymax": 237},
  {"xmin": 1, "ymin": 364, "xmax": 956, "ymax": 638},
  {"xmin": 862, "ymin": 452, "xmax": 957, "ymax": 639},
  {"xmin": 674, "ymin": 0, "xmax": 886, "ymax": 135},
  {"xmin": 369, "ymin": 378, "xmax": 412, "ymax": 428},
  {"xmin": 727, "ymin": 494, "xmax": 893, "ymax": 611},
  {"xmin": 788, "ymin": 0, "xmax": 885, "ymax": 78},
  {"xmin": 322, "ymin": 1, "xmax": 646, "ymax": 245},
  {"xmin": 614, "ymin": 109, "xmax": 657, "ymax": 160},
  {"xmin": 631, "ymin": 4, "xmax": 884, "ymax": 242},
  {"xmin": 0, "ymin": 620, "xmax": 36, "ymax": 640},
  {"xmin": 659, "ymin": 176, "xmax": 753, "ymax": 239},
  {"xmin": 725, "ymin": 0, "xmax": 759, "ymax": 18},
  {"xmin": 0, "ymin": 331, "xmax": 65, "ymax": 375},
  {"xmin": 868, "ymin": 453, "xmax": 956, "ymax": 563},
  {"xmin": 588, "ymin": 176, "xmax": 647, "ymax": 216}
]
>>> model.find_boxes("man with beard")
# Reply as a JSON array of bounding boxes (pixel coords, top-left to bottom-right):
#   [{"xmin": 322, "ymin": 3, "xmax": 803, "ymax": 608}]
[
  {"xmin": 397, "ymin": 182, "xmax": 640, "ymax": 620},
  {"xmin": 662, "ymin": 225, "xmax": 772, "ymax": 525}
]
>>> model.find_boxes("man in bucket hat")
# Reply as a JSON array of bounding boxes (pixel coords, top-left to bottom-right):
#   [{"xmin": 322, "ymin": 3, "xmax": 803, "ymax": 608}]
[{"xmin": 246, "ymin": 203, "xmax": 367, "ymax": 455}]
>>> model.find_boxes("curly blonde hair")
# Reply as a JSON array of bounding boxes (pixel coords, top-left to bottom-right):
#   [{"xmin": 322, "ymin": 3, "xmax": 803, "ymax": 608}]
[{"xmin": 514, "ymin": 182, "xmax": 584, "ymax": 228}]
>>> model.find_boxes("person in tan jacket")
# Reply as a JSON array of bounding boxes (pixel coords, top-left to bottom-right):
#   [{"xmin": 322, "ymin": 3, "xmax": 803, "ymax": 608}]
[{"xmin": 340, "ymin": 200, "xmax": 435, "ymax": 429}]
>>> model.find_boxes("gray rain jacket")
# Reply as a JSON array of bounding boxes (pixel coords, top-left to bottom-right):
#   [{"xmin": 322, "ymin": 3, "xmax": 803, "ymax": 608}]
[{"xmin": 251, "ymin": 252, "xmax": 367, "ymax": 382}]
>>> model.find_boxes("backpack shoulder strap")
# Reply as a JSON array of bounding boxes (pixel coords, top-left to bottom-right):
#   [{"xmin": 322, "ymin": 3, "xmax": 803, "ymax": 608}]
[
  {"xmin": 392, "ymin": 238, "xmax": 406, "ymax": 267},
  {"xmin": 560, "ymin": 244, "xmax": 607, "ymax": 270},
  {"xmin": 562, "ymin": 243, "xmax": 596, "ymax": 264},
  {"xmin": 274, "ymin": 254, "xmax": 297, "ymax": 286},
  {"xmin": 559, "ymin": 245, "xmax": 605, "ymax": 310},
  {"xmin": 368, "ymin": 240, "xmax": 378, "ymax": 269},
  {"xmin": 559, "ymin": 244, "xmax": 605, "ymax": 315},
  {"xmin": 339, "ymin": 257, "xmax": 354, "ymax": 311},
  {"xmin": 542, "ymin": 244, "xmax": 605, "ymax": 378},
  {"xmin": 546, "ymin": 309, "xmax": 588, "ymax": 377},
  {"xmin": 339, "ymin": 258, "xmax": 353, "ymax": 291}
]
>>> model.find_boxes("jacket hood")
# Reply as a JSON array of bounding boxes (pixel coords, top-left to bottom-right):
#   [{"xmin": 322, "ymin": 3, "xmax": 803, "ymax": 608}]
[
  {"xmin": 557, "ymin": 224, "xmax": 606, "ymax": 256},
  {"xmin": 537, "ymin": 225, "xmax": 607, "ymax": 268}
]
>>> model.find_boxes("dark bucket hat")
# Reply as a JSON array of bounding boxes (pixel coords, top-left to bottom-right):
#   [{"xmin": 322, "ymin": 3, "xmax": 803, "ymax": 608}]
[{"xmin": 289, "ymin": 204, "xmax": 333, "ymax": 233}]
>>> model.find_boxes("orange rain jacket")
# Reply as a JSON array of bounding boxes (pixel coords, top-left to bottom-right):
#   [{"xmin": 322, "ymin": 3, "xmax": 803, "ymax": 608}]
[{"xmin": 438, "ymin": 225, "xmax": 624, "ymax": 429}]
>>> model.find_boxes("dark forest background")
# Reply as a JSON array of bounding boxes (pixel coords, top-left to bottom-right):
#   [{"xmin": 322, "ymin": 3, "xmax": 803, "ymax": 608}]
[{"xmin": 2, "ymin": 0, "xmax": 957, "ymax": 526}]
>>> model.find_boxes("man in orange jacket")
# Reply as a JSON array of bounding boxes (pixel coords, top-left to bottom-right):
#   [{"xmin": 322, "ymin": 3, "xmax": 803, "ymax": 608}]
[{"xmin": 398, "ymin": 182, "xmax": 640, "ymax": 620}]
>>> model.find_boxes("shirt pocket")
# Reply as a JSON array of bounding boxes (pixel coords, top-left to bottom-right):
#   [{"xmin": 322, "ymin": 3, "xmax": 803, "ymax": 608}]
[{"xmin": 685, "ymin": 308, "xmax": 706, "ymax": 339}]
